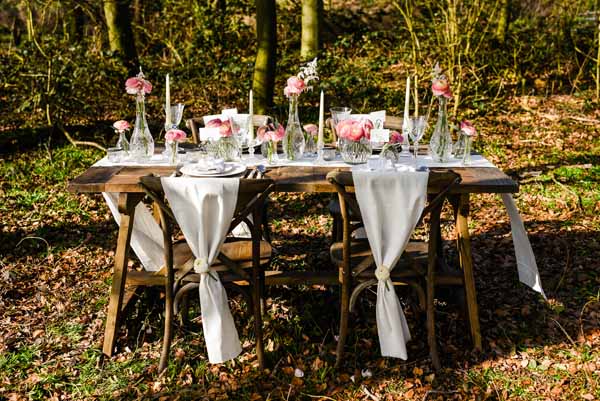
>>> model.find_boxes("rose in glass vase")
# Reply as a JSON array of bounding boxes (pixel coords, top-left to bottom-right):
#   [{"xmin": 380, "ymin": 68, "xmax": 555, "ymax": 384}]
[
  {"xmin": 113, "ymin": 120, "xmax": 131, "ymax": 154},
  {"xmin": 456, "ymin": 120, "xmax": 476, "ymax": 165},
  {"xmin": 165, "ymin": 129, "xmax": 186, "ymax": 165},
  {"xmin": 379, "ymin": 130, "xmax": 403, "ymax": 162},
  {"xmin": 336, "ymin": 119, "xmax": 373, "ymax": 164},
  {"xmin": 282, "ymin": 58, "xmax": 319, "ymax": 161},
  {"xmin": 126, "ymin": 70, "xmax": 154, "ymax": 161},
  {"xmin": 258, "ymin": 122, "xmax": 285, "ymax": 165},
  {"xmin": 303, "ymin": 123, "xmax": 318, "ymax": 156},
  {"xmin": 205, "ymin": 118, "xmax": 240, "ymax": 161},
  {"xmin": 429, "ymin": 64, "xmax": 454, "ymax": 163}
]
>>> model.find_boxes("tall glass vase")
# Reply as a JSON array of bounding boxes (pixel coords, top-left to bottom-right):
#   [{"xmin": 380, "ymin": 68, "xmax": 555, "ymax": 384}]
[
  {"xmin": 130, "ymin": 93, "xmax": 154, "ymax": 161},
  {"xmin": 283, "ymin": 95, "xmax": 305, "ymax": 160},
  {"xmin": 429, "ymin": 97, "xmax": 453, "ymax": 163}
]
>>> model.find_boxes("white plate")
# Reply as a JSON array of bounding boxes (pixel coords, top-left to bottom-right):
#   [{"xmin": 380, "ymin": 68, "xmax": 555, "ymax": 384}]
[{"xmin": 180, "ymin": 163, "xmax": 247, "ymax": 177}]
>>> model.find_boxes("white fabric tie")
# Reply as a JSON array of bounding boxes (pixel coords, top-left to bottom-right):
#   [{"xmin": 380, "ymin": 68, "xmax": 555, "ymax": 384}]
[
  {"xmin": 374, "ymin": 265, "xmax": 391, "ymax": 282},
  {"xmin": 194, "ymin": 258, "xmax": 210, "ymax": 274}
]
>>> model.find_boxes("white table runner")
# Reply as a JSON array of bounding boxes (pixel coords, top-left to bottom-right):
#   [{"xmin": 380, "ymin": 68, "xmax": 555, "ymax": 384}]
[
  {"xmin": 352, "ymin": 168, "xmax": 429, "ymax": 359},
  {"xmin": 161, "ymin": 177, "xmax": 242, "ymax": 363}
]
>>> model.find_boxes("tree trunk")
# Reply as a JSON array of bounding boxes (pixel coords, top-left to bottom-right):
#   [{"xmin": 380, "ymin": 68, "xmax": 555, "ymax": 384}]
[
  {"xmin": 495, "ymin": 0, "xmax": 510, "ymax": 45},
  {"xmin": 103, "ymin": 0, "xmax": 138, "ymax": 73},
  {"xmin": 253, "ymin": 0, "xmax": 277, "ymax": 114},
  {"xmin": 301, "ymin": 0, "xmax": 321, "ymax": 60}
]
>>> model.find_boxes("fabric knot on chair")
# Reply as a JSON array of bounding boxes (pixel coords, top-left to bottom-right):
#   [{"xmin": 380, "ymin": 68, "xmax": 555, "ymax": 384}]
[
  {"xmin": 375, "ymin": 265, "xmax": 391, "ymax": 281},
  {"xmin": 194, "ymin": 258, "xmax": 209, "ymax": 274}
]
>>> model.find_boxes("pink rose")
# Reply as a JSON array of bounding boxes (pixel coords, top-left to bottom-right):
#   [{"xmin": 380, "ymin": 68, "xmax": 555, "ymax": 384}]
[
  {"xmin": 258, "ymin": 123, "xmax": 285, "ymax": 142},
  {"xmin": 165, "ymin": 129, "xmax": 186, "ymax": 142},
  {"xmin": 390, "ymin": 131, "xmax": 403, "ymax": 144},
  {"xmin": 432, "ymin": 78, "xmax": 450, "ymax": 98},
  {"xmin": 219, "ymin": 120, "xmax": 232, "ymax": 137},
  {"xmin": 303, "ymin": 124, "xmax": 318, "ymax": 135},
  {"xmin": 125, "ymin": 76, "xmax": 152, "ymax": 95},
  {"xmin": 205, "ymin": 118, "xmax": 223, "ymax": 128},
  {"xmin": 460, "ymin": 120, "xmax": 477, "ymax": 136},
  {"xmin": 284, "ymin": 76, "xmax": 306, "ymax": 97},
  {"xmin": 336, "ymin": 120, "xmax": 368, "ymax": 142},
  {"xmin": 113, "ymin": 120, "xmax": 130, "ymax": 132}
]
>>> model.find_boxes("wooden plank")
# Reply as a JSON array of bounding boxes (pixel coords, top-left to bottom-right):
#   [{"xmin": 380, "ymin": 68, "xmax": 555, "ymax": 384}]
[
  {"xmin": 69, "ymin": 164, "xmax": 518, "ymax": 194},
  {"xmin": 67, "ymin": 166, "xmax": 122, "ymax": 193}
]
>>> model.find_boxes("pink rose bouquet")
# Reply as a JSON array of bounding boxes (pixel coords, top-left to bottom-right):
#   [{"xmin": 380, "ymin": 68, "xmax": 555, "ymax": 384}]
[
  {"xmin": 336, "ymin": 119, "xmax": 372, "ymax": 142},
  {"xmin": 257, "ymin": 122, "xmax": 285, "ymax": 164},
  {"xmin": 165, "ymin": 129, "xmax": 187, "ymax": 143},
  {"xmin": 113, "ymin": 120, "xmax": 131, "ymax": 153},
  {"xmin": 283, "ymin": 58, "xmax": 319, "ymax": 98},
  {"xmin": 204, "ymin": 118, "xmax": 240, "ymax": 161},
  {"xmin": 336, "ymin": 119, "xmax": 373, "ymax": 164},
  {"xmin": 303, "ymin": 124, "xmax": 318, "ymax": 136}
]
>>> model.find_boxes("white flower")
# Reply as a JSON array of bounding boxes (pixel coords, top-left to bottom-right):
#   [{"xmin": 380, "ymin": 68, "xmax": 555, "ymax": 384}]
[{"xmin": 294, "ymin": 368, "xmax": 304, "ymax": 378}]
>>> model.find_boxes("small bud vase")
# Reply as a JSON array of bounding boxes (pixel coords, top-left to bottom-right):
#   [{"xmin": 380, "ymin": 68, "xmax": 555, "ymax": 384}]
[
  {"xmin": 339, "ymin": 137, "xmax": 372, "ymax": 164},
  {"xmin": 429, "ymin": 97, "xmax": 452, "ymax": 163},
  {"xmin": 283, "ymin": 95, "xmax": 305, "ymax": 160},
  {"xmin": 130, "ymin": 93, "xmax": 154, "ymax": 161}
]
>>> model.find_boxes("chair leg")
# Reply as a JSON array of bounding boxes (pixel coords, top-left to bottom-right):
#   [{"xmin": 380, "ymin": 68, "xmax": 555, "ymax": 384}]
[
  {"xmin": 252, "ymin": 211, "xmax": 266, "ymax": 369},
  {"xmin": 427, "ymin": 211, "xmax": 442, "ymax": 371},
  {"xmin": 335, "ymin": 275, "xmax": 351, "ymax": 369}
]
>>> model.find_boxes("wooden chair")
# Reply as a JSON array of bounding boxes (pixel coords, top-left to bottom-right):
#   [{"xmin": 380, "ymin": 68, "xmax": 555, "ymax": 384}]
[
  {"xmin": 328, "ymin": 115, "xmax": 404, "ymax": 241},
  {"xmin": 186, "ymin": 115, "xmax": 273, "ymax": 144},
  {"xmin": 139, "ymin": 175, "xmax": 274, "ymax": 372},
  {"xmin": 326, "ymin": 169, "xmax": 461, "ymax": 370}
]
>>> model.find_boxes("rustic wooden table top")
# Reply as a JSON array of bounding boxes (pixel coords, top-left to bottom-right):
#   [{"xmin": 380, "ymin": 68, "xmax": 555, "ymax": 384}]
[{"xmin": 67, "ymin": 164, "xmax": 518, "ymax": 194}]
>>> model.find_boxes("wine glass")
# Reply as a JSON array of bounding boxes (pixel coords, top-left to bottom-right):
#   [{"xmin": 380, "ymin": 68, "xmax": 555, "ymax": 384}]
[
  {"xmin": 330, "ymin": 107, "xmax": 352, "ymax": 140},
  {"xmin": 165, "ymin": 103, "xmax": 185, "ymax": 130},
  {"xmin": 409, "ymin": 115, "xmax": 428, "ymax": 161}
]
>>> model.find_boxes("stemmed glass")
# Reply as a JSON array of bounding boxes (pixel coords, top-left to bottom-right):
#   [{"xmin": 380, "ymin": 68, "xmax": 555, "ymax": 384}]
[
  {"xmin": 408, "ymin": 115, "xmax": 428, "ymax": 162},
  {"xmin": 164, "ymin": 103, "xmax": 185, "ymax": 130},
  {"xmin": 244, "ymin": 115, "xmax": 262, "ymax": 164}
]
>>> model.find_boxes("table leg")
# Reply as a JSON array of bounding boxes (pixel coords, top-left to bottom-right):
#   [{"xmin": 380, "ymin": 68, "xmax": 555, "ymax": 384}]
[
  {"xmin": 102, "ymin": 193, "xmax": 144, "ymax": 357},
  {"xmin": 454, "ymin": 193, "xmax": 482, "ymax": 351}
]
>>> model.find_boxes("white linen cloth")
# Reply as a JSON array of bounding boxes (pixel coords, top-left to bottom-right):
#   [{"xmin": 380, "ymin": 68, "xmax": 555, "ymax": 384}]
[
  {"xmin": 501, "ymin": 194, "xmax": 547, "ymax": 299},
  {"xmin": 102, "ymin": 193, "xmax": 164, "ymax": 272},
  {"xmin": 352, "ymin": 168, "xmax": 429, "ymax": 359},
  {"xmin": 161, "ymin": 177, "xmax": 242, "ymax": 363}
]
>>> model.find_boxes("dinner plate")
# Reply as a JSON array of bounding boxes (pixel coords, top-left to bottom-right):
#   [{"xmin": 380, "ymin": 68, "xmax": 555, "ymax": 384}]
[{"xmin": 180, "ymin": 162, "xmax": 247, "ymax": 177}]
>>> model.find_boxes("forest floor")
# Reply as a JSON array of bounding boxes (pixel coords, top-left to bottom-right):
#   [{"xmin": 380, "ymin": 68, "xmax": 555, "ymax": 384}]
[{"xmin": 1, "ymin": 93, "xmax": 599, "ymax": 400}]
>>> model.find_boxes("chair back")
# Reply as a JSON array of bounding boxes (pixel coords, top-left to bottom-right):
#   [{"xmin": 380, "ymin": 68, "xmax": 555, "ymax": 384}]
[
  {"xmin": 186, "ymin": 115, "xmax": 273, "ymax": 144},
  {"xmin": 326, "ymin": 169, "xmax": 462, "ymax": 241},
  {"xmin": 139, "ymin": 175, "xmax": 274, "ymax": 235}
]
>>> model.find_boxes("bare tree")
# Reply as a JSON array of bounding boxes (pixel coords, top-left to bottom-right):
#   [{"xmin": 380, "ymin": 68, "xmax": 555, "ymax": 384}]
[
  {"xmin": 103, "ymin": 0, "xmax": 138, "ymax": 73},
  {"xmin": 301, "ymin": 0, "xmax": 322, "ymax": 60},
  {"xmin": 253, "ymin": 0, "xmax": 277, "ymax": 114}
]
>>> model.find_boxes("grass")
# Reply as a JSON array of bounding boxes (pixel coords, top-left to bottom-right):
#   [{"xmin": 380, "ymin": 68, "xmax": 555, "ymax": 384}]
[{"xmin": 1, "ymin": 100, "xmax": 600, "ymax": 400}]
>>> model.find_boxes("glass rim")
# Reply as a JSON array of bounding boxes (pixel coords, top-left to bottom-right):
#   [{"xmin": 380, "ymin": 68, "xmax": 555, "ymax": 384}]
[{"xmin": 330, "ymin": 107, "xmax": 352, "ymax": 113}]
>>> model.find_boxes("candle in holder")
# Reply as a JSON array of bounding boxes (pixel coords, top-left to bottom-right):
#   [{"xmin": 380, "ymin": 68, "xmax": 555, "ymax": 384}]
[
  {"xmin": 414, "ymin": 75, "xmax": 419, "ymax": 117},
  {"xmin": 403, "ymin": 75, "xmax": 410, "ymax": 121},
  {"xmin": 165, "ymin": 74, "xmax": 171, "ymax": 127},
  {"xmin": 317, "ymin": 90, "xmax": 324, "ymax": 146},
  {"xmin": 248, "ymin": 89, "xmax": 254, "ymax": 140}
]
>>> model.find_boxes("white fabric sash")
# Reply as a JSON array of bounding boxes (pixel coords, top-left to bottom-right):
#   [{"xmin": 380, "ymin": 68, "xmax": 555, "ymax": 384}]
[
  {"xmin": 352, "ymin": 169, "xmax": 429, "ymax": 359},
  {"xmin": 102, "ymin": 192, "xmax": 164, "ymax": 272},
  {"xmin": 161, "ymin": 177, "xmax": 242, "ymax": 363},
  {"xmin": 501, "ymin": 194, "xmax": 546, "ymax": 299}
]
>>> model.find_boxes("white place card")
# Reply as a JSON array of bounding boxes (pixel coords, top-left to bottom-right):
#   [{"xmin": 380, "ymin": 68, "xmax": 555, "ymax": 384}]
[
  {"xmin": 199, "ymin": 127, "xmax": 221, "ymax": 141},
  {"xmin": 370, "ymin": 128, "xmax": 390, "ymax": 143}
]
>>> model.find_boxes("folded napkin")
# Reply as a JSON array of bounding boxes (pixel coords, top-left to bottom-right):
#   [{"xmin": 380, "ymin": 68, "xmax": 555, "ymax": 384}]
[
  {"xmin": 193, "ymin": 158, "xmax": 226, "ymax": 173},
  {"xmin": 352, "ymin": 168, "xmax": 429, "ymax": 359}
]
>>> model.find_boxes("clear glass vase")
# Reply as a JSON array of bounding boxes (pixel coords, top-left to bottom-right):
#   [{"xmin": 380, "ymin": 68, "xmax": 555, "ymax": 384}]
[
  {"xmin": 130, "ymin": 93, "xmax": 154, "ymax": 161},
  {"xmin": 115, "ymin": 131, "xmax": 130, "ymax": 154},
  {"xmin": 283, "ymin": 96, "xmax": 305, "ymax": 160},
  {"xmin": 462, "ymin": 135, "xmax": 472, "ymax": 165},
  {"xmin": 429, "ymin": 97, "xmax": 453, "ymax": 163},
  {"xmin": 167, "ymin": 141, "xmax": 178, "ymax": 165},
  {"xmin": 304, "ymin": 134, "xmax": 317, "ymax": 157},
  {"xmin": 339, "ymin": 137, "xmax": 372, "ymax": 164},
  {"xmin": 261, "ymin": 140, "xmax": 279, "ymax": 165},
  {"xmin": 207, "ymin": 136, "xmax": 239, "ymax": 162}
]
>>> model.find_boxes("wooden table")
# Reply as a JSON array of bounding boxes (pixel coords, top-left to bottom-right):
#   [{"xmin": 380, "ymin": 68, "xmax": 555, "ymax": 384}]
[{"xmin": 68, "ymin": 164, "xmax": 518, "ymax": 358}]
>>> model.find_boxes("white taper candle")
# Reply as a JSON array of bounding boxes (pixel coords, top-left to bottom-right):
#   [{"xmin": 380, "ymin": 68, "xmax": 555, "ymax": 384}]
[
  {"xmin": 248, "ymin": 89, "xmax": 254, "ymax": 140},
  {"xmin": 317, "ymin": 90, "xmax": 324, "ymax": 147},
  {"xmin": 165, "ymin": 74, "xmax": 171, "ymax": 127}
]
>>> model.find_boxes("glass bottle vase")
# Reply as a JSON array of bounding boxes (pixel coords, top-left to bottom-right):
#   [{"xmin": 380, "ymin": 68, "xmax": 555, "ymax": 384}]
[
  {"xmin": 429, "ymin": 97, "xmax": 453, "ymax": 163},
  {"xmin": 261, "ymin": 140, "xmax": 279, "ymax": 165},
  {"xmin": 129, "ymin": 93, "xmax": 154, "ymax": 161},
  {"xmin": 283, "ymin": 95, "xmax": 305, "ymax": 160},
  {"xmin": 116, "ymin": 131, "xmax": 130, "ymax": 154}
]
